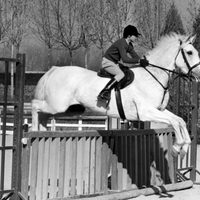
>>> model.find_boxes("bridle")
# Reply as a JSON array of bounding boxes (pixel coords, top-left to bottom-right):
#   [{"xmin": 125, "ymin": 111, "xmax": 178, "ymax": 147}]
[
  {"xmin": 180, "ymin": 48, "xmax": 200, "ymax": 77},
  {"xmin": 147, "ymin": 46, "xmax": 200, "ymax": 77},
  {"xmin": 142, "ymin": 44, "xmax": 200, "ymax": 108},
  {"xmin": 145, "ymin": 44, "xmax": 200, "ymax": 85}
]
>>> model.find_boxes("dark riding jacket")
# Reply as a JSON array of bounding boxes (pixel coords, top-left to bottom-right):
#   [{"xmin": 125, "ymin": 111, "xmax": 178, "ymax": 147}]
[{"xmin": 104, "ymin": 38, "xmax": 140, "ymax": 64}]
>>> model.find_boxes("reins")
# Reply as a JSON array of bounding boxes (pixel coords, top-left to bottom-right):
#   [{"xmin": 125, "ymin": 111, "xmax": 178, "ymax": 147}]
[
  {"xmin": 142, "ymin": 45, "xmax": 200, "ymax": 90},
  {"xmin": 143, "ymin": 65, "xmax": 169, "ymax": 91},
  {"xmin": 138, "ymin": 45, "xmax": 200, "ymax": 108}
]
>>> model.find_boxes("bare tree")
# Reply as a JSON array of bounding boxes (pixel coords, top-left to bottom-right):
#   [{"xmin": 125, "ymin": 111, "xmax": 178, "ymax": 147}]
[
  {"xmin": 3, "ymin": 0, "xmax": 30, "ymax": 97},
  {"xmin": 5, "ymin": 0, "xmax": 30, "ymax": 53},
  {"xmin": 187, "ymin": 0, "xmax": 200, "ymax": 32},
  {"xmin": 193, "ymin": 7, "xmax": 200, "ymax": 52},
  {"xmin": 133, "ymin": 0, "xmax": 171, "ymax": 50},
  {"xmin": 0, "ymin": 0, "xmax": 10, "ymax": 45},
  {"xmin": 50, "ymin": 0, "xmax": 84, "ymax": 65},
  {"xmin": 188, "ymin": 0, "xmax": 199, "ymax": 22},
  {"xmin": 88, "ymin": 0, "xmax": 111, "ymax": 56},
  {"xmin": 30, "ymin": 0, "xmax": 57, "ymax": 68},
  {"xmin": 79, "ymin": 0, "xmax": 96, "ymax": 68},
  {"xmin": 105, "ymin": 0, "xmax": 134, "ymax": 43}
]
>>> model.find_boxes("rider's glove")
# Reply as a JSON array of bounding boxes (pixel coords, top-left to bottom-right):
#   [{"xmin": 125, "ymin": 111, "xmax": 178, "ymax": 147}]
[{"xmin": 139, "ymin": 57, "xmax": 149, "ymax": 67}]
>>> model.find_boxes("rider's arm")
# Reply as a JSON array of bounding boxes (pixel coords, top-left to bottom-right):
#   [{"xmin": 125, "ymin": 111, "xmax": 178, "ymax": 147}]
[
  {"xmin": 119, "ymin": 44, "xmax": 149, "ymax": 67},
  {"xmin": 118, "ymin": 41, "xmax": 140, "ymax": 64},
  {"xmin": 129, "ymin": 48, "xmax": 141, "ymax": 61},
  {"xmin": 119, "ymin": 46, "xmax": 140, "ymax": 64},
  {"xmin": 127, "ymin": 43, "xmax": 141, "ymax": 61}
]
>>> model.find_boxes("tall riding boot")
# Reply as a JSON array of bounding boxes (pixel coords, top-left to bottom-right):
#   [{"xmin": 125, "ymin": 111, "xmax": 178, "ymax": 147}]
[{"xmin": 98, "ymin": 78, "xmax": 118, "ymax": 101}]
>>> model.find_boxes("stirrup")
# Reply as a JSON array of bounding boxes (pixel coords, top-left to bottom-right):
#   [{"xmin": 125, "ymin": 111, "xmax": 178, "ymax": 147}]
[
  {"xmin": 97, "ymin": 94, "xmax": 111, "ymax": 107},
  {"xmin": 98, "ymin": 90, "xmax": 111, "ymax": 101}
]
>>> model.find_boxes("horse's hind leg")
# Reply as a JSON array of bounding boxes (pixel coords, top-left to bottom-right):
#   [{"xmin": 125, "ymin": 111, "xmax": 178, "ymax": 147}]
[{"xmin": 32, "ymin": 99, "xmax": 54, "ymax": 131}]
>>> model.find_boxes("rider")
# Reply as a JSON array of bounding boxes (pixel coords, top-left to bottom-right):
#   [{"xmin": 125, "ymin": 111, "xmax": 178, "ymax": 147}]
[{"xmin": 98, "ymin": 25, "xmax": 149, "ymax": 101}]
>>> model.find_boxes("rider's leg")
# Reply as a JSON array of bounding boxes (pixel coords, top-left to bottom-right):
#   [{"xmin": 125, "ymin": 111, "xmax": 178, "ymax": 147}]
[
  {"xmin": 105, "ymin": 65, "xmax": 125, "ymax": 82},
  {"xmin": 98, "ymin": 59, "xmax": 124, "ymax": 101},
  {"xmin": 98, "ymin": 77, "xmax": 118, "ymax": 100}
]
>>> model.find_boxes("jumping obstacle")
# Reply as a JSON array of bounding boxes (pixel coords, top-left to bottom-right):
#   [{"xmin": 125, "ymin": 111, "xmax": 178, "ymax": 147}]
[{"xmin": 21, "ymin": 128, "xmax": 179, "ymax": 200}]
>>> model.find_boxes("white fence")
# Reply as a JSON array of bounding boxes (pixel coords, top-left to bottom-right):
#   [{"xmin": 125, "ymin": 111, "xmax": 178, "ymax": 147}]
[
  {"xmin": 0, "ymin": 115, "xmax": 110, "ymax": 134},
  {"xmin": 0, "ymin": 103, "xmax": 122, "ymax": 133}
]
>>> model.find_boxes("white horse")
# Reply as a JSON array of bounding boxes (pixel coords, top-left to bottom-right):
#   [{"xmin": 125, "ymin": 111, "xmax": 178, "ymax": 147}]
[{"xmin": 32, "ymin": 33, "xmax": 200, "ymax": 157}]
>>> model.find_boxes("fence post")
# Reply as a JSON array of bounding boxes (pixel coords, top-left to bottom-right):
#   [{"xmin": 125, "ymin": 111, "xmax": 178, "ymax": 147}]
[
  {"xmin": 12, "ymin": 54, "xmax": 25, "ymax": 199},
  {"xmin": 108, "ymin": 117, "xmax": 120, "ymax": 130},
  {"xmin": 190, "ymin": 81, "xmax": 198, "ymax": 182},
  {"xmin": 0, "ymin": 60, "xmax": 9, "ymax": 197}
]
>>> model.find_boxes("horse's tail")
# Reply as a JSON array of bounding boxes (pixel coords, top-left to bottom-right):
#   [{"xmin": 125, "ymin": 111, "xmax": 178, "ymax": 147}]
[{"xmin": 34, "ymin": 66, "xmax": 57, "ymax": 100}]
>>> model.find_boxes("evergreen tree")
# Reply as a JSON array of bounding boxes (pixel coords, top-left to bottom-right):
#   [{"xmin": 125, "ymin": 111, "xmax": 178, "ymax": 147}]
[
  {"xmin": 193, "ymin": 7, "xmax": 200, "ymax": 53},
  {"xmin": 162, "ymin": 3, "xmax": 185, "ymax": 35}
]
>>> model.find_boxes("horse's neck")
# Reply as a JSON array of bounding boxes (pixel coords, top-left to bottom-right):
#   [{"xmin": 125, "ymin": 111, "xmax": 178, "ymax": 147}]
[
  {"xmin": 147, "ymin": 47, "xmax": 177, "ymax": 88},
  {"xmin": 149, "ymin": 62, "xmax": 175, "ymax": 85}
]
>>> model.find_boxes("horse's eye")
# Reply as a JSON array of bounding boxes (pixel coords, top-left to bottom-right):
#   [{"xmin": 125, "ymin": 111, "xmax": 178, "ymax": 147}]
[{"xmin": 187, "ymin": 51, "xmax": 193, "ymax": 55}]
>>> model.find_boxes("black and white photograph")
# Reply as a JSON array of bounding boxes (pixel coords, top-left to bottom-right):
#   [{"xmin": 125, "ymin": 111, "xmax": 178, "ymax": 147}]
[{"xmin": 0, "ymin": 0, "xmax": 200, "ymax": 199}]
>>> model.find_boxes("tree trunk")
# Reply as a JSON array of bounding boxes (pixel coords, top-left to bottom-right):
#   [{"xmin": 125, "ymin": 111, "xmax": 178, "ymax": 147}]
[
  {"xmin": 47, "ymin": 47, "xmax": 53, "ymax": 69},
  {"xmin": 10, "ymin": 44, "xmax": 14, "ymax": 98},
  {"xmin": 69, "ymin": 50, "xmax": 73, "ymax": 65},
  {"xmin": 84, "ymin": 46, "xmax": 89, "ymax": 69}
]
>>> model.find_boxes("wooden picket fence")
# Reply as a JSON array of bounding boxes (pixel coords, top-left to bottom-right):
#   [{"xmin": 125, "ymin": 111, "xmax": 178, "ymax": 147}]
[{"xmin": 21, "ymin": 128, "xmax": 177, "ymax": 200}]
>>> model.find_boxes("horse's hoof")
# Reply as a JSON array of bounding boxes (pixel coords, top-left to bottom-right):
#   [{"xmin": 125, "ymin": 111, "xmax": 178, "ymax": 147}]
[
  {"xmin": 171, "ymin": 144, "xmax": 181, "ymax": 157},
  {"xmin": 171, "ymin": 147, "xmax": 179, "ymax": 157},
  {"xmin": 182, "ymin": 143, "xmax": 190, "ymax": 153},
  {"xmin": 180, "ymin": 143, "xmax": 190, "ymax": 159},
  {"xmin": 180, "ymin": 149, "xmax": 187, "ymax": 159}
]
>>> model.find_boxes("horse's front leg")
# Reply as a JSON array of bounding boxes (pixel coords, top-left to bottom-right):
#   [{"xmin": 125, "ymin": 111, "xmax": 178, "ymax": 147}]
[
  {"xmin": 135, "ymin": 104, "xmax": 187, "ymax": 157},
  {"xmin": 162, "ymin": 110, "xmax": 191, "ymax": 157}
]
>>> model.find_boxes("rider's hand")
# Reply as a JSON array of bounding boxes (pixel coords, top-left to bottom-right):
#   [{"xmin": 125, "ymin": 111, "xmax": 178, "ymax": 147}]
[{"xmin": 140, "ymin": 57, "xmax": 149, "ymax": 67}]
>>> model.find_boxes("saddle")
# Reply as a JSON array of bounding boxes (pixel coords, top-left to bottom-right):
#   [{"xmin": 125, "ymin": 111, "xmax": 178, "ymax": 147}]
[
  {"xmin": 97, "ymin": 63, "xmax": 134, "ymax": 89},
  {"xmin": 97, "ymin": 63, "xmax": 135, "ymax": 120}
]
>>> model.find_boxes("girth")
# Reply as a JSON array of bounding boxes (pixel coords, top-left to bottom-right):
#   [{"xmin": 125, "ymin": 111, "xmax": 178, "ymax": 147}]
[{"xmin": 97, "ymin": 64, "xmax": 135, "ymax": 120}]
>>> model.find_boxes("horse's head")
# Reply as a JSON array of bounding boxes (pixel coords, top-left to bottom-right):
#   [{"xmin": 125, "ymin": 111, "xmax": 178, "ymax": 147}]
[{"xmin": 175, "ymin": 34, "xmax": 200, "ymax": 79}]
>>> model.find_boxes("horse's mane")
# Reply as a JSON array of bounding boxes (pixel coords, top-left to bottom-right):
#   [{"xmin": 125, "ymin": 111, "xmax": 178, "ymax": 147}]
[{"xmin": 147, "ymin": 33, "xmax": 187, "ymax": 66}]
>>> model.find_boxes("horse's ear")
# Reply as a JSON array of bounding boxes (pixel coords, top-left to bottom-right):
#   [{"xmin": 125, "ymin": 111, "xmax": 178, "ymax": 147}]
[
  {"xmin": 190, "ymin": 34, "xmax": 196, "ymax": 44},
  {"xmin": 186, "ymin": 34, "xmax": 196, "ymax": 44}
]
